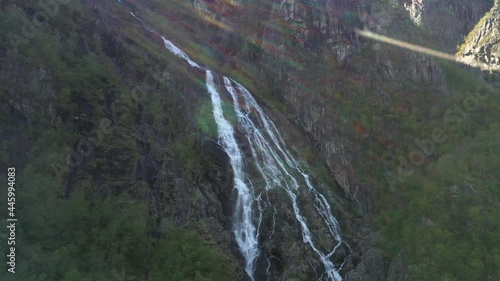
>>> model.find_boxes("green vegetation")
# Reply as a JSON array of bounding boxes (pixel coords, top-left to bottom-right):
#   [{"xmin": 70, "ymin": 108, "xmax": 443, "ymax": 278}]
[
  {"xmin": 376, "ymin": 62, "xmax": 500, "ymax": 280},
  {"xmin": 279, "ymin": 31, "xmax": 500, "ymax": 280},
  {"xmin": 0, "ymin": 167, "xmax": 236, "ymax": 281}
]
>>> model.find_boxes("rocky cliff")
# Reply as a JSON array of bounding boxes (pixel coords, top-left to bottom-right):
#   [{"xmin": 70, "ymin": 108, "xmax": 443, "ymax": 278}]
[
  {"xmin": 401, "ymin": 0, "xmax": 494, "ymax": 51},
  {"xmin": 458, "ymin": 0, "xmax": 500, "ymax": 85}
]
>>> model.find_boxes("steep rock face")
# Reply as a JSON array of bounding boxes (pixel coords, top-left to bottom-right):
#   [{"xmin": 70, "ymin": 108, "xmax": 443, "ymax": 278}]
[
  {"xmin": 186, "ymin": 0, "xmax": 492, "ymax": 209},
  {"xmin": 401, "ymin": 0, "xmax": 494, "ymax": 51},
  {"xmin": 458, "ymin": 1, "xmax": 500, "ymax": 85},
  {"xmin": 211, "ymin": 0, "xmax": 444, "ymax": 203}
]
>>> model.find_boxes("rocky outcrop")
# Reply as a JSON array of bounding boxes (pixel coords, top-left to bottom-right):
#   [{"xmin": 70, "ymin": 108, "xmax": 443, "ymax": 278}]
[
  {"xmin": 458, "ymin": 1, "xmax": 500, "ymax": 85},
  {"xmin": 401, "ymin": 0, "xmax": 494, "ymax": 51},
  {"xmin": 345, "ymin": 248, "xmax": 390, "ymax": 281}
]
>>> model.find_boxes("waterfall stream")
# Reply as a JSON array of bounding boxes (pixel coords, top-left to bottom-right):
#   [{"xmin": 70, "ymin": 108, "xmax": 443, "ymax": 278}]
[
  {"xmin": 206, "ymin": 70, "xmax": 260, "ymax": 280},
  {"xmin": 124, "ymin": 7, "xmax": 348, "ymax": 280},
  {"xmin": 163, "ymin": 38, "xmax": 346, "ymax": 281},
  {"xmin": 223, "ymin": 78, "xmax": 345, "ymax": 281}
]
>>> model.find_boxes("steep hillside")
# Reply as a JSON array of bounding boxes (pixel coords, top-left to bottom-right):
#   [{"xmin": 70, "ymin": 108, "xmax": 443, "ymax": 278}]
[
  {"xmin": 1, "ymin": 0, "xmax": 499, "ymax": 280},
  {"xmin": 0, "ymin": 0, "xmax": 358, "ymax": 280},
  {"xmin": 0, "ymin": 1, "xmax": 241, "ymax": 280}
]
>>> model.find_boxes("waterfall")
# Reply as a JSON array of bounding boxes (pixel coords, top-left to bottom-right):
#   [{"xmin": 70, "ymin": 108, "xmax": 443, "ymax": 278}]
[
  {"xmin": 123, "ymin": 8, "xmax": 348, "ymax": 280},
  {"xmin": 224, "ymin": 78, "xmax": 344, "ymax": 281},
  {"xmin": 206, "ymin": 70, "xmax": 260, "ymax": 280},
  {"xmin": 162, "ymin": 37, "xmax": 203, "ymax": 69}
]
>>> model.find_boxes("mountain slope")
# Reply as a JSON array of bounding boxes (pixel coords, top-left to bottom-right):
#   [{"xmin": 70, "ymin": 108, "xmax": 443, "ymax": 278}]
[
  {"xmin": 0, "ymin": 1, "xmax": 240, "ymax": 280},
  {"xmin": 0, "ymin": 0, "xmax": 499, "ymax": 280}
]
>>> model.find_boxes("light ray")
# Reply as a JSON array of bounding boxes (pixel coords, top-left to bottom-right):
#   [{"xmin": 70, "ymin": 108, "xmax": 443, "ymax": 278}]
[{"xmin": 355, "ymin": 29, "xmax": 499, "ymax": 71}]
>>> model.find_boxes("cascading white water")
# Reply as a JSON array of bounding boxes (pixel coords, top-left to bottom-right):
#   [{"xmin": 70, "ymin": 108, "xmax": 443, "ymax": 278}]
[
  {"xmin": 161, "ymin": 36, "xmax": 261, "ymax": 280},
  {"xmin": 206, "ymin": 70, "xmax": 260, "ymax": 281},
  {"xmin": 224, "ymin": 78, "xmax": 344, "ymax": 281},
  {"xmin": 160, "ymin": 44, "xmax": 347, "ymax": 281},
  {"xmin": 123, "ymin": 9, "xmax": 347, "ymax": 280},
  {"xmin": 162, "ymin": 37, "xmax": 203, "ymax": 69}
]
